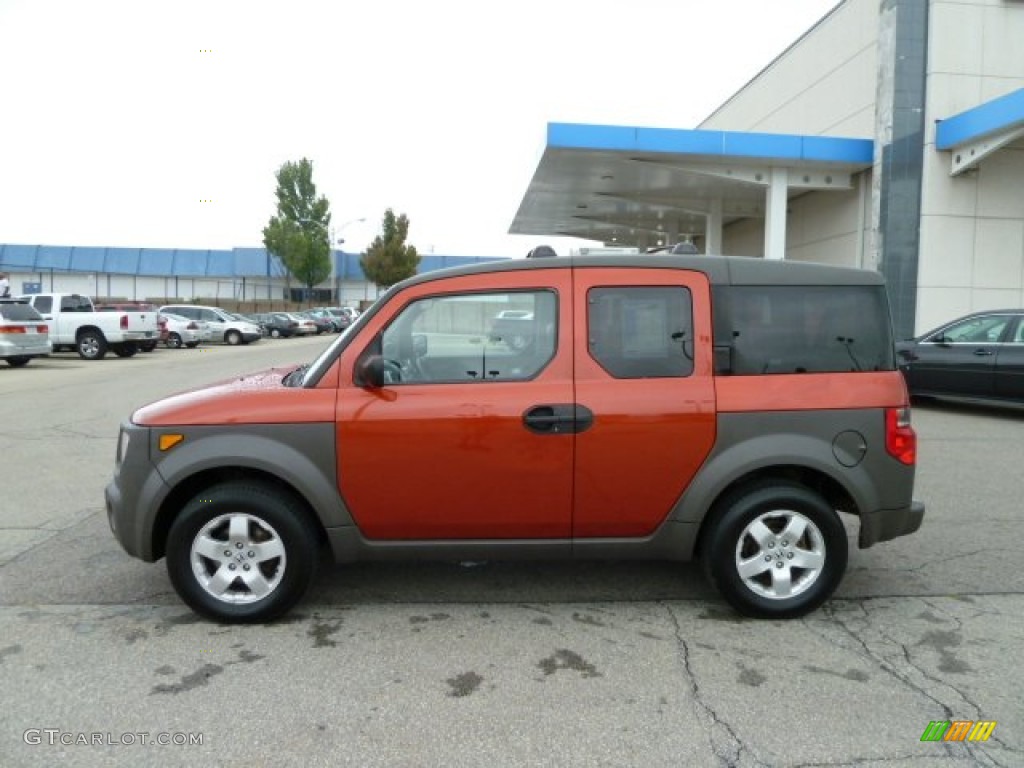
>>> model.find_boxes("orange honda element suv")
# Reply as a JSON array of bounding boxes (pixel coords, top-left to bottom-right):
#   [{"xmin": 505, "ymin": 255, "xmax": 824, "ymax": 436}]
[{"xmin": 106, "ymin": 254, "xmax": 924, "ymax": 622}]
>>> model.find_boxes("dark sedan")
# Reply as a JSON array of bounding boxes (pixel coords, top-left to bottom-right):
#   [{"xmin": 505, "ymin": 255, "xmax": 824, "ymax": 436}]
[{"xmin": 896, "ymin": 310, "xmax": 1024, "ymax": 403}]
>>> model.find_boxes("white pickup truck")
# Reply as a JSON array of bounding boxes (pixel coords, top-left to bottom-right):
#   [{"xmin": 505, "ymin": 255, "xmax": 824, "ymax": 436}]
[{"xmin": 21, "ymin": 293, "xmax": 160, "ymax": 360}]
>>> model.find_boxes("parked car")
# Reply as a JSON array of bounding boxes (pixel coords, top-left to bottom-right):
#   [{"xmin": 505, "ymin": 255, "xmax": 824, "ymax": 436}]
[
  {"xmin": 160, "ymin": 312, "xmax": 208, "ymax": 349},
  {"xmin": 316, "ymin": 307, "xmax": 354, "ymax": 332},
  {"xmin": 281, "ymin": 312, "xmax": 316, "ymax": 336},
  {"xmin": 0, "ymin": 298, "xmax": 51, "ymax": 367},
  {"xmin": 896, "ymin": 309, "xmax": 1024, "ymax": 404},
  {"xmin": 299, "ymin": 310, "xmax": 334, "ymax": 335},
  {"xmin": 257, "ymin": 313, "xmax": 300, "ymax": 339},
  {"xmin": 95, "ymin": 302, "xmax": 167, "ymax": 351},
  {"xmin": 107, "ymin": 254, "xmax": 925, "ymax": 624},
  {"xmin": 489, "ymin": 309, "xmax": 535, "ymax": 350},
  {"xmin": 23, "ymin": 293, "xmax": 159, "ymax": 359},
  {"xmin": 158, "ymin": 305, "xmax": 261, "ymax": 346}
]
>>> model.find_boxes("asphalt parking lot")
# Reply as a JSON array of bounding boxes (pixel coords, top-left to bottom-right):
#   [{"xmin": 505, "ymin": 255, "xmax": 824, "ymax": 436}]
[{"xmin": 1, "ymin": 338, "xmax": 1022, "ymax": 767}]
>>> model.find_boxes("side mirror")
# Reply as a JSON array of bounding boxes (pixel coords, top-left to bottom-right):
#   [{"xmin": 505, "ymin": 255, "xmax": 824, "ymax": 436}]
[{"xmin": 355, "ymin": 355, "xmax": 385, "ymax": 388}]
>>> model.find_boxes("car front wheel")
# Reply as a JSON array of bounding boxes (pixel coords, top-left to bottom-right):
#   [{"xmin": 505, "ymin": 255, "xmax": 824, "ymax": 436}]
[
  {"xmin": 165, "ymin": 482, "xmax": 320, "ymax": 623},
  {"xmin": 701, "ymin": 482, "xmax": 847, "ymax": 619},
  {"xmin": 225, "ymin": 330, "xmax": 242, "ymax": 345}
]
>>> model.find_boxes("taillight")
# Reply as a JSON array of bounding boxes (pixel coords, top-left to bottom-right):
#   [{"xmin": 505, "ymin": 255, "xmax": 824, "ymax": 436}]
[
  {"xmin": 0, "ymin": 325, "xmax": 26, "ymax": 333},
  {"xmin": 120, "ymin": 315, "xmax": 129, "ymax": 329},
  {"xmin": 38, "ymin": 325, "xmax": 48, "ymax": 334},
  {"xmin": 885, "ymin": 407, "xmax": 917, "ymax": 465}
]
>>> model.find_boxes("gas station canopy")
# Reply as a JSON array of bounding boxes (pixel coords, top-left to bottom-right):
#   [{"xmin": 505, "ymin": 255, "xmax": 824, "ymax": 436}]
[{"xmin": 510, "ymin": 122, "xmax": 874, "ymax": 256}]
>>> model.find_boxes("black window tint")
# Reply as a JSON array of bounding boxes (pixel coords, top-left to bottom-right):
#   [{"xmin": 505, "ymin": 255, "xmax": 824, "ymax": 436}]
[
  {"xmin": 587, "ymin": 286, "xmax": 694, "ymax": 379},
  {"xmin": 33, "ymin": 296, "xmax": 52, "ymax": 314},
  {"xmin": 377, "ymin": 290, "xmax": 557, "ymax": 384},
  {"xmin": 724, "ymin": 286, "xmax": 895, "ymax": 375},
  {"xmin": 931, "ymin": 315, "xmax": 1011, "ymax": 344},
  {"xmin": 60, "ymin": 295, "xmax": 90, "ymax": 312}
]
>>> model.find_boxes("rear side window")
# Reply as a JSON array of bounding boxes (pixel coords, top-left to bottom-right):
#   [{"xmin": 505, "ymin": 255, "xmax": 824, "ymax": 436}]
[
  {"xmin": 0, "ymin": 303, "xmax": 43, "ymax": 321},
  {"xmin": 587, "ymin": 286, "xmax": 694, "ymax": 378},
  {"xmin": 719, "ymin": 285, "xmax": 895, "ymax": 375},
  {"xmin": 33, "ymin": 296, "xmax": 52, "ymax": 314}
]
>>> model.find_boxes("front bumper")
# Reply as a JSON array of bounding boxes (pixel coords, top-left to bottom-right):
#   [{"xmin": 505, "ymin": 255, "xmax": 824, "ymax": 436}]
[{"xmin": 859, "ymin": 500, "xmax": 925, "ymax": 548}]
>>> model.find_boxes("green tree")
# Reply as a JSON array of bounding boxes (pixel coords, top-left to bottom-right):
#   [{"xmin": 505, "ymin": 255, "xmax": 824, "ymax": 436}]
[
  {"xmin": 360, "ymin": 209, "xmax": 420, "ymax": 289},
  {"xmin": 262, "ymin": 158, "xmax": 332, "ymax": 303}
]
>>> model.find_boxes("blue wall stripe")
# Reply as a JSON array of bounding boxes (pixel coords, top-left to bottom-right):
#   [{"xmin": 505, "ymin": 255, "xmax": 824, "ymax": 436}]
[
  {"xmin": 0, "ymin": 244, "xmax": 507, "ymax": 279},
  {"xmin": 936, "ymin": 88, "xmax": 1024, "ymax": 150},
  {"xmin": 548, "ymin": 122, "xmax": 873, "ymax": 164}
]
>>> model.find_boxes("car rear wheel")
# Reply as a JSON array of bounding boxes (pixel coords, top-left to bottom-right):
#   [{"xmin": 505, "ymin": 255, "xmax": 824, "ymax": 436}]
[
  {"xmin": 112, "ymin": 343, "xmax": 138, "ymax": 358},
  {"xmin": 166, "ymin": 482, "xmax": 320, "ymax": 623},
  {"xmin": 5, "ymin": 356, "xmax": 31, "ymax": 367},
  {"xmin": 166, "ymin": 333, "xmax": 183, "ymax": 349},
  {"xmin": 225, "ymin": 330, "xmax": 242, "ymax": 346},
  {"xmin": 270, "ymin": 328, "xmax": 281, "ymax": 338},
  {"xmin": 701, "ymin": 482, "xmax": 847, "ymax": 619}
]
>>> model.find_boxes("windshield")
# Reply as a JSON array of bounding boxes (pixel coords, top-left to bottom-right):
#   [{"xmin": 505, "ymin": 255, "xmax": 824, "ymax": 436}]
[{"xmin": 297, "ymin": 297, "xmax": 381, "ymax": 386}]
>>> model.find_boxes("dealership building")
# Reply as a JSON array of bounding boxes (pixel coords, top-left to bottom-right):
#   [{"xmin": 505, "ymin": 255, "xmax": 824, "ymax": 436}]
[
  {"xmin": 511, "ymin": 0, "xmax": 1024, "ymax": 337},
  {"xmin": 3, "ymin": 0, "xmax": 1023, "ymax": 336}
]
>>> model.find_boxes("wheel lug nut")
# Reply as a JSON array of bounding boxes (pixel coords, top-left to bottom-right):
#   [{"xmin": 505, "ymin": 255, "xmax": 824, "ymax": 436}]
[
  {"xmin": 248, "ymin": 551, "xmax": 255, "ymax": 558},
  {"xmin": 775, "ymin": 561, "xmax": 784, "ymax": 569},
  {"xmin": 243, "ymin": 564, "xmax": 250, "ymax": 571},
  {"xmin": 787, "ymin": 552, "xmax": 794, "ymax": 560},
  {"xmin": 236, "ymin": 542, "xmax": 243, "ymax": 549},
  {"xmin": 228, "ymin": 563, "xmax": 236, "ymax": 570},
  {"xmin": 768, "ymin": 540, "xmax": 775, "ymax": 548},
  {"xmin": 223, "ymin": 550, "xmax": 231, "ymax": 557},
  {"xmin": 764, "ymin": 555, "xmax": 772, "ymax": 562},
  {"xmin": 782, "ymin": 540, "xmax": 789, "ymax": 547}
]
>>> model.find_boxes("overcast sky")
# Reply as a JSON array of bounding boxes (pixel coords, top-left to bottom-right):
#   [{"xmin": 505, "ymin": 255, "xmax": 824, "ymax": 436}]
[{"xmin": 1, "ymin": 0, "xmax": 839, "ymax": 257}]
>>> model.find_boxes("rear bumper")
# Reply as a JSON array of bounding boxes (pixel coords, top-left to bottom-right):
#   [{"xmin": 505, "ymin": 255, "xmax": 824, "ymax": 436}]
[{"xmin": 859, "ymin": 500, "xmax": 925, "ymax": 548}]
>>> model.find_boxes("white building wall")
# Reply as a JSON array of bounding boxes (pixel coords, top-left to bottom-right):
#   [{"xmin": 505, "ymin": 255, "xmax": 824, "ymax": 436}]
[
  {"xmin": 916, "ymin": 0, "xmax": 1024, "ymax": 332},
  {"xmin": 701, "ymin": 0, "xmax": 878, "ymax": 137}
]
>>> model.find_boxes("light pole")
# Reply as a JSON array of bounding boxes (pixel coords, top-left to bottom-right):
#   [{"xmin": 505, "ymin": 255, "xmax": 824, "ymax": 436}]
[
  {"xmin": 298, "ymin": 216, "xmax": 365, "ymax": 304},
  {"xmin": 332, "ymin": 217, "xmax": 366, "ymax": 304}
]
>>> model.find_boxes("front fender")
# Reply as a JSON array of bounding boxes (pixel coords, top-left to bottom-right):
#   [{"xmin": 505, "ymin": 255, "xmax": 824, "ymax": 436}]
[{"xmin": 151, "ymin": 424, "xmax": 352, "ymax": 528}]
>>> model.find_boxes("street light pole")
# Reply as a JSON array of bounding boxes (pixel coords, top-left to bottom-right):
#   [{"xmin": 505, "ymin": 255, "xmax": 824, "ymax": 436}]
[{"xmin": 332, "ymin": 217, "xmax": 366, "ymax": 305}]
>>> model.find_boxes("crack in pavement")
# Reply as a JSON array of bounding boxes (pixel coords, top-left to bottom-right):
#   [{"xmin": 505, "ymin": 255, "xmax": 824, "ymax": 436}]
[
  {"xmin": 812, "ymin": 600, "xmax": 1020, "ymax": 768},
  {"xmin": 664, "ymin": 601, "xmax": 767, "ymax": 768}
]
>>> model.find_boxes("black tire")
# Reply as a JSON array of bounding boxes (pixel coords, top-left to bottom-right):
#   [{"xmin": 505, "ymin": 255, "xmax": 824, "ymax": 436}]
[
  {"xmin": 141, "ymin": 341, "xmax": 157, "ymax": 352},
  {"xmin": 225, "ymin": 330, "xmax": 242, "ymax": 346},
  {"xmin": 166, "ymin": 482, "xmax": 320, "ymax": 623},
  {"xmin": 112, "ymin": 343, "xmax": 138, "ymax": 358},
  {"xmin": 701, "ymin": 482, "xmax": 847, "ymax": 619},
  {"xmin": 166, "ymin": 333, "xmax": 183, "ymax": 349},
  {"xmin": 185, "ymin": 341, "xmax": 199, "ymax": 349},
  {"xmin": 6, "ymin": 356, "xmax": 31, "ymax": 367},
  {"xmin": 77, "ymin": 330, "xmax": 108, "ymax": 360}
]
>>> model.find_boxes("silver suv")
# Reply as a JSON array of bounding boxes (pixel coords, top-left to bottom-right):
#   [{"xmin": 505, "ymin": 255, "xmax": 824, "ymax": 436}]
[{"xmin": 158, "ymin": 305, "xmax": 261, "ymax": 345}]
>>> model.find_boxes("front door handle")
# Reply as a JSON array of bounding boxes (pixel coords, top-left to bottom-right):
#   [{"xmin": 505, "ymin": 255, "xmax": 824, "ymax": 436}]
[
  {"xmin": 523, "ymin": 404, "xmax": 594, "ymax": 435},
  {"xmin": 973, "ymin": 348, "xmax": 994, "ymax": 356}
]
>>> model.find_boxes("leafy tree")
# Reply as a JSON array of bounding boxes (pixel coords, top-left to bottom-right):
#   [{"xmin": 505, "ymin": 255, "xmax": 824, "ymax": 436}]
[
  {"xmin": 262, "ymin": 158, "xmax": 332, "ymax": 302},
  {"xmin": 360, "ymin": 209, "xmax": 420, "ymax": 289}
]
